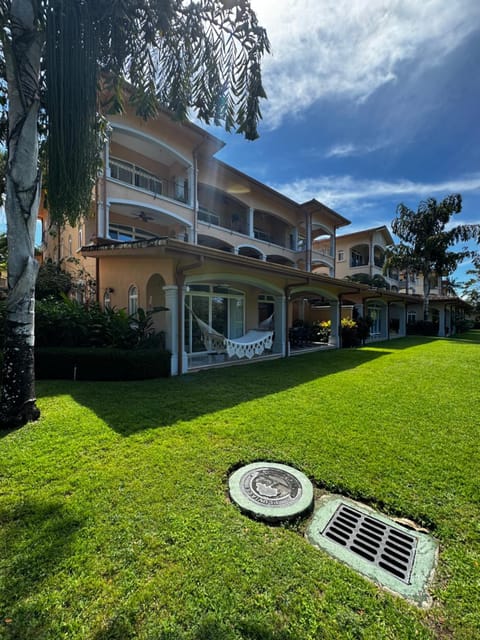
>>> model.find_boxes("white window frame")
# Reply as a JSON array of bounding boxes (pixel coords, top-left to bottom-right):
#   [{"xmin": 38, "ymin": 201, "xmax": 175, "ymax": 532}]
[{"xmin": 128, "ymin": 285, "xmax": 138, "ymax": 316}]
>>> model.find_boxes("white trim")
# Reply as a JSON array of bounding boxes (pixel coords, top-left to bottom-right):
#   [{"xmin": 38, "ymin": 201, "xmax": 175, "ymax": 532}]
[
  {"xmin": 236, "ymin": 244, "xmax": 266, "ymax": 260},
  {"xmin": 109, "ymin": 120, "xmax": 192, "ymax": 168}
]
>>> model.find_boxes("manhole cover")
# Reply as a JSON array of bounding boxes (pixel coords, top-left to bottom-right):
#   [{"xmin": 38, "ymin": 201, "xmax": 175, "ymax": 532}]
[
  {"xmin": 229, "ymin": 462, "xmax": 314, "ymax": 522},
  {"xmin": 306, "ymin": 495, "xmax": 438, "ymax": 606}
]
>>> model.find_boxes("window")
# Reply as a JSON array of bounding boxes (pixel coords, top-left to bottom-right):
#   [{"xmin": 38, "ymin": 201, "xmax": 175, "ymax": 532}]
[
  {"xmin": 338, "ymin": 250, "xmax": 345, "ymax": 262},
  {"xmin": 109, "ymin": 223, "xmax": 157, "ymax": 242},
  {"xmin": 258, "ymin": 295, "xmax": 274, "ymax": 329},
  {"xmin": 68, "ymin": 235, "xmax": 72, "ymax": 257},
  {"xmin": 368, "ymin": 304, "xmax": 383, "ymax": 336},
  {"xmin": 185, "ymin": 285, "xmax": 245, "ymax": 353},
  {"xmin": 407, "ymin": 311, "xmax": 416, "ymax": 324},
  {"xmin": 128, "ymin": 285, "xmax": 138, "ymax": 316},
  {"xmin": 351, "ymin": 250, "xmax": 364, "ymax": 267},
  {"xmin": 78, "ymin": 228, "xmax": 83, "ymax": 250}
]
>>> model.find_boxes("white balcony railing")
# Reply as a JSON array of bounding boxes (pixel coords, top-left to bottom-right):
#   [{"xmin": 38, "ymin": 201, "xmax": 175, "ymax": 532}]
[{"xmin": 109, "ymin": 157, "xmax": 188, "ymax": 204}]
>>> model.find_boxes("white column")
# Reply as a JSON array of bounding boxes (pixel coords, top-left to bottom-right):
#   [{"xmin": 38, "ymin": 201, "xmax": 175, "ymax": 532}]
[
  {"xmin": 291, "ymin": 227, "xmax": 299, "ymax": 251},
  {"xmin": 329, "ymin": 300, "xmax": 340, "ymax": 347},
  {"xmin": 395, "ymin": 304, "xmax": 406, "ymax": 337},
  {"xmin": 438, "ymin": 305, "xmax": 446, "ymax": 337},
  {"xmin": 97, "ymin": 140, "xmax": 110, "ymax": 238},
  {"xmin": 305, "ymin": 212, "xmax": 312, "ymax": 272},
  {"xmin": 248, "ymin": 208, "xmax": 254, "ymax": 238},
  {"xmin": 188, "ymin": 165, "xmax": 195, "ymax": 209},
  {"xmin": 274, "ymin": 295, "xmax": 287, "ymax": 356},
  {"xmin": 163, "ymin": 285, "xmax": 187, "ymax": 375}
]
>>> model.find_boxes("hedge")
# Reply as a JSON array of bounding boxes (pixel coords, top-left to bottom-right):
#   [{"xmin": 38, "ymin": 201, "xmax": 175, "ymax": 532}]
[{"xmin": 35, "ymin": 348, "xmax": 171, "ymax": 381}]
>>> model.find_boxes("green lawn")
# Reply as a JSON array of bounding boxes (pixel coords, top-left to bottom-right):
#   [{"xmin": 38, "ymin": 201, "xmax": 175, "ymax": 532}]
[{"xmin": 1, "ymin": 333, "xmax": 479, "ymax": 640}]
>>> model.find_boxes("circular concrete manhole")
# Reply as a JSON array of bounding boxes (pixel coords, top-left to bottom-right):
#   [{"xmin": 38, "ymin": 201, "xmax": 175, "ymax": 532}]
[{"xmin": 228, "ymin": 462, "xmax": 314, "ymax": 522}]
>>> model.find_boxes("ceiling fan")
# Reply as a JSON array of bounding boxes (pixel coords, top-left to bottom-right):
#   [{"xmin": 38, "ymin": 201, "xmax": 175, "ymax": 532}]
[{"xmin": 135, "ymin": 211, "xmax": 154, "ymax": 223}]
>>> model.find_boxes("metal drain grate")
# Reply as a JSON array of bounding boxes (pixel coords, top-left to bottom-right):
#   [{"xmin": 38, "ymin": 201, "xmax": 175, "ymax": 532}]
[{"xmin": 322, "ymin": 503, "xmax": 417, "ymax": 584}]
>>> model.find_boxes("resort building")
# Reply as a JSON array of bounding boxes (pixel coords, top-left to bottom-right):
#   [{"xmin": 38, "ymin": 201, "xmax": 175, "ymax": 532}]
[{"xmin": 37, "ymin": 105, "xmax": 463, "ymax": 374}]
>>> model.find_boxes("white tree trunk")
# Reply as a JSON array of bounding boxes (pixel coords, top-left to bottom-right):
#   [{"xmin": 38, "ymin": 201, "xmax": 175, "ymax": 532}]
[{"xmin": 0, "ymin": 0, "xmax": 43, "ymax": 428}]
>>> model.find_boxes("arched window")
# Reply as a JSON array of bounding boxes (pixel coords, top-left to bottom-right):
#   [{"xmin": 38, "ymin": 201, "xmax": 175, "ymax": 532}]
[
  {"xmin": 128, "ymin": 285, "xmax": 138, "ymax": 316},
  {"xmin": 68, "ymin": 235, "xmax": 72, "ymax": 257}
]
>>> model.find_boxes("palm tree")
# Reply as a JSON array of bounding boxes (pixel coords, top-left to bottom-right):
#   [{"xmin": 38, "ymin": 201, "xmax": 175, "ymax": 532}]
[
  {"xmin": 0, "ymin": 0, "xmax": 269, "ymax": 428},
  {"xmin": 385, "ymin": 195, "xmax": 480, "ymax": 321}
]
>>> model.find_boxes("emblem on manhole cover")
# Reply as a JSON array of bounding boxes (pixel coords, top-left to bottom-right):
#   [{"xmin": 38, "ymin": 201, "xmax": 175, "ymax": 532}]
[
  {"xmin": 229, "ymin": 462, "xmax": 314, "ymax": 522},
  {"xmin": 240, "ymin": 467, "xmax": 302, "ymax": 507}
]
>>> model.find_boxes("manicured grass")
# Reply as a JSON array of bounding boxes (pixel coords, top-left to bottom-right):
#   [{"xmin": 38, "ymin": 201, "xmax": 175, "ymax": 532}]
[{"xmin": 1, "ymin": 334, "xmax": 479, "ymax": 639}]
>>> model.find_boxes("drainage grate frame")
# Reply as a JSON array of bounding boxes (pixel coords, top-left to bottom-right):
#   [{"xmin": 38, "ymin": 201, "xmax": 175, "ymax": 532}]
[
  {"xmin": 306, "ymin": 495, "xmax": 439, "ymax": 606},
  {"xmin": 322, "ymin": 503, "xmax": 417, "ymax": 584}
]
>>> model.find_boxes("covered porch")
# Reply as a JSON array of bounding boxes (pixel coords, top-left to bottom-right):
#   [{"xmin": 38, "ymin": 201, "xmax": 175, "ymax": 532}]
[{"xmin": 83, "ymin": 238, "xmax": 367, "ymax": 375}]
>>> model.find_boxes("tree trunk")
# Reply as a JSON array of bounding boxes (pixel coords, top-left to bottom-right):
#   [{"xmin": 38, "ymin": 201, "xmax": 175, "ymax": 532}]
[{"xmin": 0, "ymin": 0, "xmax": 43, "ymax": 429}]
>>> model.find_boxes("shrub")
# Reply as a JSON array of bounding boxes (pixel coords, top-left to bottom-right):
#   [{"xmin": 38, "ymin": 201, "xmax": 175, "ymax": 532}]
[
  {"xmin": 313, "ymin": 319, "xmax": 331, "ymax": 343},
  {"xmin": 35, "ymin": 348, "xmax": 170, "ymax": 380},
  {"xmin": 35, "ymin": 261, "xmax": 73, "ymax": 300},
  {"xmin": 407, "ymin": 321, "xmax": 439, "ymax": 336},
  {"xmin": 341, "ymin": 317, "xmax": 359, "ymax": 347},
  {"xmin": 35, "ymin": 297, "xmax": 164, "ymax": 349},
  {"xmin": 455, "ymin": 319, "xmax": 474, "ymax": 333}
]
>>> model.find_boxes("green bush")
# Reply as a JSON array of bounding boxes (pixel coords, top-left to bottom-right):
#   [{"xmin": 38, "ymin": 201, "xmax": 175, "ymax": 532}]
[
  {"xmin": 407, "ymin": 320, "xmax": 439, "ymax": 336},
  {"xmin": 35, "ymin": 261, "xmax": 73, "ymax": 300},
  {"xmin": 455, "ymin": 318, "xmax": 474, "ymax": 333},
  {"xmin": 36, "ymin": 348, "xmax": 170, "ymax": 380},
  {"xmin": 35, "ymin": 297, "xmax": 164, "ymax": 349}
]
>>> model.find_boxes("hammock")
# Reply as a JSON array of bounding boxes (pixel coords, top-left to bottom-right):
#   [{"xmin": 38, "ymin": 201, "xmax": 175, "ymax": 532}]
[{"xmin": 187, "ymin": 308, "xmax": 274, "ymax": 359}]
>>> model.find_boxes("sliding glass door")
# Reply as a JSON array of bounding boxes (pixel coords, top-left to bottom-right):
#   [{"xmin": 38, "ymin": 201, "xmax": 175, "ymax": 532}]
[{"xmin": 185, "ymin": 285, "xmax": 245, "ymax": 353}]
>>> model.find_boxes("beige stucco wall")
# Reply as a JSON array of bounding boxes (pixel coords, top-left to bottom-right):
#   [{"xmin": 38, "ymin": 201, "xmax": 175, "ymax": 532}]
[{"xmin": 108, "ymin": 109, "xmax": 201, "ymax": 163}]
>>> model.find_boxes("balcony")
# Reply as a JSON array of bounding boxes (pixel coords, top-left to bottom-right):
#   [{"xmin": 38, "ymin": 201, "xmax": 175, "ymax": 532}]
[
  {"xmin": 198, "ymin": 206, "xmax": 220, "ymax": 226},
  {"xmin": 254, "ymin": 228, "xmax": 272, "ymax": 243},
  {"xmin": 109, "ymin": 158, "xmax": 189, "ymax": 204}
]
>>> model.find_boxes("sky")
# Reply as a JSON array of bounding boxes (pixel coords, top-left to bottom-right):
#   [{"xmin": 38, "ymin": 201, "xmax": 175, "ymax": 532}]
[
  {"xmin": 208, "ymin": 0, "xmax": 480, "ymax": 283},
  {"xmin": 1, "ymin": 0, "xmax": 479, "ymax": 283}
]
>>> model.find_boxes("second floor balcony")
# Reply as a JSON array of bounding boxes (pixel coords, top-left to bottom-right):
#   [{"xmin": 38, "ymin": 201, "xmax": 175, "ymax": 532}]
[{"xmin": 109, "ymin": 158, "xmax": 189, "ymax": 204}]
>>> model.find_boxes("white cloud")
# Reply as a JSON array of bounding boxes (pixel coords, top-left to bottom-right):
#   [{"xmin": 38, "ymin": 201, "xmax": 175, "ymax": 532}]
[
  {"xmin": 272, "ymin": 173, "xmax": 480, "ymax": 210},
  {"xmin": 251, "ymin": 0, "xmax": 480, "ymax": 128},
  {"xmin": 325, "ymin": 144, "xmax": 358, "ymax": 158},
  {"xmin": 325, "ymin": 141, "xmax": 387, "ymax": 158}
]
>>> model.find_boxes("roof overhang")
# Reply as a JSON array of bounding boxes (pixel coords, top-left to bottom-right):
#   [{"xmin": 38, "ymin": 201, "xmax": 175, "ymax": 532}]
[{"xmin": 82, "ymin": 237, "xmax": 368, "ymax": 295}]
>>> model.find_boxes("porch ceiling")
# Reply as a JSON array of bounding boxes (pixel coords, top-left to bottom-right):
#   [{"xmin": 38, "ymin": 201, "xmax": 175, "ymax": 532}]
[
  {"xmin": 111, "ymin": 129, "xmax": 185, "ymax": 168},
  {"xmin": 110, "ymin": 203, "xmax": 191, "ymax": 227}
]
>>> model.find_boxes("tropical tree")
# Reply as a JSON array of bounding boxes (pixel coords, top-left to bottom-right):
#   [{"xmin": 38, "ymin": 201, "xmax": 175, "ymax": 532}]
[
  {"xmin": 345, "ymin": 273, "xmax": 391, "ymax": 289},
  {"xmin": 461, "ymin": 256, "xmax": 480, "ymax": 314},
  {"xmin": 0, "ymin": 0, "xmax": 269, "ymax": 428},
  {"xmin": 384, "ymin": 194, "xmax": 480, "ymax": 320}
]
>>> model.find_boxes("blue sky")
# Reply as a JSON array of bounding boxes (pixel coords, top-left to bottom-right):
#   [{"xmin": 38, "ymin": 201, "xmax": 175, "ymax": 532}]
[
  {"xmin": 1, "ymin": 0, "xmax": 479, "ymax": 284},
  {"xmin": 208, "ymin": 0, "xmax": 480, "ymax": 283}
]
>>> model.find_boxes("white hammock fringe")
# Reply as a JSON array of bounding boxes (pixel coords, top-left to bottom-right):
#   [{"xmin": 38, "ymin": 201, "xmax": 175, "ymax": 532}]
[
  {"xmin": 225, "ymin": 331, "xmax": 273, "ymax": 359},
  {"xmin": 188, "ymin": 307, "xmax": 273, "ymax": 359}
]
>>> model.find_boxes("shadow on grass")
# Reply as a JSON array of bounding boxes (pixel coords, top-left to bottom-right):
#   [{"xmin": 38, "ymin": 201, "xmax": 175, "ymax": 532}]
[
  {"xmin": 448, "ymin": 330, "xmax": 480, "ymax": 344},
  {"xmin": 365, "ymin": 336, "xmax": 437, "ymax": 350},
  {"xmin": 0, "ymin": 499, "xmax": 82, "ymax": 640},
  {"xmin": 92, "ymin": 615, "xmax": 296, "ymax": 640},
  {"xmin": 36, "ymin": 346, "xmax": 395, "ymax": 436}
]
